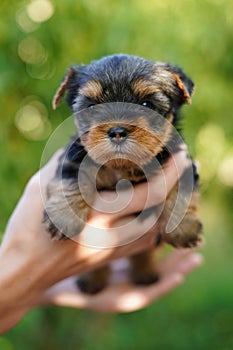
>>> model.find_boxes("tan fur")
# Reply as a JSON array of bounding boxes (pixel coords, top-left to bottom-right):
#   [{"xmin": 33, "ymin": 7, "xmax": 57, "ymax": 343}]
[
  {"xmin": 173, "ymin": 73, "xmax": 192, "ymax": 105},
  {"xmin": 132, "ymin": 79, "xmax": 161, "ymax": 98},
  {"xmin": 81, "ymin": 118, "xmax": 173, "ymax": 168},
  {"xmin": 53, "ymin": 68, "xmax": 76, "ymax": 109},
  {"xmin": 160, "ymin": 186, "xmax": 202, "ymax": 248},
  {"xmin": 79, "ymin": 79, "xmax": 103, "ymax": 100}
]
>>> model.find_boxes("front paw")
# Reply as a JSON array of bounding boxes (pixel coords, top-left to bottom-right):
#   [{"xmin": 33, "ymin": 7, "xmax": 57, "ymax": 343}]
[
  {"xmin": 43, "ymin": 211, "xmax": 61, "ymax": 239},
  {"xmin": 131, "ymin": 272, "xmax": 159, "ymax": 286},
  {"xmin": 43, "ymin": 209, "xmax": 86, "ymax": 240},
  {"xmin": 162, "ymin": 215, "xmax": 203, "ymax": 248}
]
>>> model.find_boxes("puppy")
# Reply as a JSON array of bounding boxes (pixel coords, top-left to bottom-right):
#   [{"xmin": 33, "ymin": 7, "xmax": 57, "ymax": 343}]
[{"xmin": 44, "ymin": 54, "xmax": 202, "ymax": 294}]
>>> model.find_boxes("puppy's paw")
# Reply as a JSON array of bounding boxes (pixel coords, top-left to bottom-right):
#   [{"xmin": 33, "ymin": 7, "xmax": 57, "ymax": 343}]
[
  {"xmin": 43, "ymin": 211, "xmax": 66, "ymax": 240},
  {"xmin": 43, "ymin": 209, "xmax": 85, "ymax": 240},
  {"xmin": 162, "ymin": 215, "xmax": 203, "ymax": 248},
  {"xmin": 131, "ymin": 272, "xmax": 159, "ymax": 286}
]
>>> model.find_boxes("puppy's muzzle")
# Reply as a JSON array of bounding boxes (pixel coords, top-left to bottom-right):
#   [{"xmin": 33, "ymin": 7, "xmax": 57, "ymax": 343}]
[{"xmin": 107, "ymin": 126, "xmax": 129, "ymax": 144}]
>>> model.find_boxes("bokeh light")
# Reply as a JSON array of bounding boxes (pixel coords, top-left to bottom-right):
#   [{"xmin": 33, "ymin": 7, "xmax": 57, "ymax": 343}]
[
  {"xmin": 16, "ymin": 7, "xmax": 39, "ymax": 33},
  {"xmin": 27, "ymin": 0, "xmax": 54, "ymax": 23},
  {"xmin": 26, "ymin": 59, "xmax": 56, "ymax": 80},
  {"xmin": 218, "ymin": 154, "xmax": 233, "ymax": 187},
  {"xmin": 15, "ymin": 99, "xmax": 51, "ymax": 140},
  {"xmin": 18, "ymin": 36, "xmax": 47, "ymax": 64}
]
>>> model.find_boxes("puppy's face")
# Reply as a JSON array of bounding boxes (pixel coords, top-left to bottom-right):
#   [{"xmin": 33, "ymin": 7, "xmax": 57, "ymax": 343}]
[{"xmin": 53, "ymin": 55, "xmax": 194, "ymax": 167}]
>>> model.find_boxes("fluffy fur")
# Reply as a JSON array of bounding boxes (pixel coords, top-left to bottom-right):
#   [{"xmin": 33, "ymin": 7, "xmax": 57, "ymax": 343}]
[{"xmin": 44, "ymin": 54, "xmax": 202, "ymax": 294}]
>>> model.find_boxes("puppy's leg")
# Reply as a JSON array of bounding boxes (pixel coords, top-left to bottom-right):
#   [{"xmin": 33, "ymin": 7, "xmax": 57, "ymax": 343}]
[
  {"xmin": 44, "ymin": 147, "xmax": 95, "ymax": 240},
  {"xmin": 44, "ymin": 177, "xmax": 93, "ymax": 239},
  {"xmin": 77, "ymin": 266, "xmax": 110, "ymax": 294},
  {"xmin": 160, "ymin": 163, "xmax": 202, "ymax": 248},
  {"xmin": 130, "ymin": 247, "xmax": 159, "ymax": 285}
]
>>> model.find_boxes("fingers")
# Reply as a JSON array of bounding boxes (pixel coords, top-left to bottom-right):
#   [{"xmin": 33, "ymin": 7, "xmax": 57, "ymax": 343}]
[
  {"xmin": 111, "ymin": 251, "xmax": 203, "ymax": 313},
  {"xmin": 112, "ymin": 273, "xmax": 184, "ymax": 312},
  {"xmin": 91, "ymin": 147, "xmax": 191, "ymax": 219},
  {"xmin": 40, "ymin": 272, "xmax": 183, "ymax": 313},
  {"xmin": 27, "ymin": 145, "xmax": 190, "ymax": 228},
  {"xmin": 28, "ymin": 143, "xmax": 190, "ymax": 219},
  {"xmin": 157, "ymin": 249, "xmax": 203, "ymax": 275},
  {"xmin": 77, "ymin": 212, "xmax": 159, "ymax": 253},
  {"xmin": 40, "ymin": 250, "xmax": 203, "ymax": 313},
  {"xmin": 161, "ymin": 250, "xmax": 204, "ymax": 276}
]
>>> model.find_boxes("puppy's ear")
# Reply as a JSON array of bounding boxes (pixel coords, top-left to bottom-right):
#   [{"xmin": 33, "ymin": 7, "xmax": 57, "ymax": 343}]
[
  {"xmin": 171, "ymin": 66, "xmax": 194, "ymax": 105},
  {"xmin": 52, "ymin": 67, "xmax": 78, "ymax": 109}
]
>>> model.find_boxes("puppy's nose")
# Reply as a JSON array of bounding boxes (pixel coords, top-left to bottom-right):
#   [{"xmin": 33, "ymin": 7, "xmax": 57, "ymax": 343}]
[{"xmin": 108, "ymin": 126, "xmax": 128, "ymax": 143}]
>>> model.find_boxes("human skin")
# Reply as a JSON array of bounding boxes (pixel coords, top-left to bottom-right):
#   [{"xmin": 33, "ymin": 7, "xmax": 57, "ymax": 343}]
[{"xmin": 0, "ymin": 146, "xmax": 203, "ymax": 334}]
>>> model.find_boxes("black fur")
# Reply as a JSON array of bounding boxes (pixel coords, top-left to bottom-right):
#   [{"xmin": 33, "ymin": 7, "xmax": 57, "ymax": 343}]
[
  {"xmin": 45, "ymin": 54, "xmax": 202, "ymax": 294},
  {"xmin": 63, "ymin": 54, "xmax": 193, "ymax": 125}
]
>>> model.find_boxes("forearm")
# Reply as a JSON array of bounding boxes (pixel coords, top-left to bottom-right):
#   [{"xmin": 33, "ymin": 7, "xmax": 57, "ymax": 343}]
[
  {"xmin": 0, "ymin": 304, "xmax": 27, "ymax": 335},
  {"xmin": 0, "ymin": 235, "xmax": 61, "ymax": 334},
  {"xmin": 0, "ymin": 245, "xmax": 38, "ymax": 334},
  {"xmin": 0, "ymin": 248, "xmax": 68, "ymax": 335}
]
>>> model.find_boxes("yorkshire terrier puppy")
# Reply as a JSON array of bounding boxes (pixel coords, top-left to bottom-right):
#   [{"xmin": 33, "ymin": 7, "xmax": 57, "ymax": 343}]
[{"xmin": 44, "ymin": 54, "xmax": 202, "ymax": 294}]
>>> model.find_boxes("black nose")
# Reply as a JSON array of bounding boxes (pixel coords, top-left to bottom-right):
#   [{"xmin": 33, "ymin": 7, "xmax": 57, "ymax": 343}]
[{"xmin": 108, "ymin": 126, "xmax": 128, "ymax": 143}]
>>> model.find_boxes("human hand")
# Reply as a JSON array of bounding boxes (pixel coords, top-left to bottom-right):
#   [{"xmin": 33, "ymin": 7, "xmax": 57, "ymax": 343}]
[
  {"xmin": 0, "ymin": 145, "xmax": 202, "ymax": 333},
  {"xmin": 40, "ymin": 249, "xmax": 203, "ymax": 313}
]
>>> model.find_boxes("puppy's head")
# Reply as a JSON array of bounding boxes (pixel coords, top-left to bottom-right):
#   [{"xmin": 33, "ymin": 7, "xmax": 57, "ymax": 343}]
[{"xmin": 53, "ymin": 54, "xmax": 194, "ymax": 167}]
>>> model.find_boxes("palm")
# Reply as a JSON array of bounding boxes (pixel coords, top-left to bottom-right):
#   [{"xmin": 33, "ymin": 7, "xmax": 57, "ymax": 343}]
[{"xmin": 41, "ymin": 249, "xmax": 202, "ymax": 313}]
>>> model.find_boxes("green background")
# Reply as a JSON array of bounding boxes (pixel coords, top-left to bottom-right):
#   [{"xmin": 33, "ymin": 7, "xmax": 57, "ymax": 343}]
[{"xmin": 1, "ymin": 0, "xmax": 233, "ymax": 349}]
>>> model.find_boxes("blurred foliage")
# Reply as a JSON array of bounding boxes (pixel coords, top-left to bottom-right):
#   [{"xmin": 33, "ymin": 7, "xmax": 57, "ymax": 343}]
[{"xmin": 0, "ymin": 0, "xmax": 233, "ymax": 349}]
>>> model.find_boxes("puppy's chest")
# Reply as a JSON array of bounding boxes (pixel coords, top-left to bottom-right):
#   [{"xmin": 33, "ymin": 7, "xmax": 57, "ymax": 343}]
[{"xmin": 95, "ymin": 166, "xmax": 147, "ymax": 190}]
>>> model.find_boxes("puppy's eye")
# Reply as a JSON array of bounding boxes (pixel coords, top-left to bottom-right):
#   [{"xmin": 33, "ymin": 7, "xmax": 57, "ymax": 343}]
[
  {"xmin": 141, "ymin": 101, "xmax": 155, "ymax": 110},
  {"xmin": 87, "ymin": 103, "xmax": 95, "ymax": 108}
]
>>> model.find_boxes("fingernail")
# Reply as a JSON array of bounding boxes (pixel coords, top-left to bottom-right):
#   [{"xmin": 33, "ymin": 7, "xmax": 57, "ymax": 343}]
[
  {"xmin": 191, "ymin": 253, "xmax": 204, "ymax": 266},
  {"xmin": 172, "ymin": 272, "xmax": 184, "ymax": 284}
]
